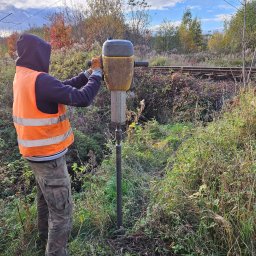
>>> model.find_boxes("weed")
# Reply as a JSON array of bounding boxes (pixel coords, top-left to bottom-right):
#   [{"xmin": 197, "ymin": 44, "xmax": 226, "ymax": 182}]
[{"xmin": 142, "ymin": 90, "xmax": 256, "ymax": 255}]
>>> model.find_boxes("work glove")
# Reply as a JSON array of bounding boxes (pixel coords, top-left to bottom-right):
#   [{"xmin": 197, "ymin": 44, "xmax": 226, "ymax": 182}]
[
  {"xmin": 84, "ymin": 68, "xmax": 93, "ymax": 79},
  {"xmin": 91, "ymin": 56, "xmax": 103, "ymax": 78}
]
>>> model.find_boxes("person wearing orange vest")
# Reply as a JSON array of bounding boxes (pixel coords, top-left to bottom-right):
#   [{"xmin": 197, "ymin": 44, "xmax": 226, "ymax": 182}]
[{"xmin": 13, "ymin": 33, "xmax": 103, "ymax": 256}]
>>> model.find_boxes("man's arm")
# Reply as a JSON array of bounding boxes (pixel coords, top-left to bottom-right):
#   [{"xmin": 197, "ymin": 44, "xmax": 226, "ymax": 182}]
[
  {"xmin": 35, "ymin": 72, "xmax": 101, "ymax": 113},
  {"xmin": 62, "ymin": 70, "xmax": 92, "ymax": 89}
]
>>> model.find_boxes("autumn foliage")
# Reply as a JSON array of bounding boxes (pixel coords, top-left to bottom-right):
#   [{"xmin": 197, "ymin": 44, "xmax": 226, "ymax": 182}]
[
  {"xmin": 6, "ymin": 32, "xmax": 19, "ymax": 58},
  {"xmin": 48, "ymin": 13, "xmax": 72, "ymax": 49},
  {"xmin": 84, "ymin": 15, "xmax": 125, "ymax": 47},
  {"xmin": 84, "ymin": 0, "xmax": 125, "ymax": 47}
]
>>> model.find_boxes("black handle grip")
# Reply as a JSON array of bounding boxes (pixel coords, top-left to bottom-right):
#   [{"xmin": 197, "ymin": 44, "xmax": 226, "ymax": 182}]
[
  {"xmin": 87, "ymin": 60, "xmax": 149, "ymax": 68},
  {"xmin": 134, "ymin": 61, "xmax": 149, "ymax": 67}
]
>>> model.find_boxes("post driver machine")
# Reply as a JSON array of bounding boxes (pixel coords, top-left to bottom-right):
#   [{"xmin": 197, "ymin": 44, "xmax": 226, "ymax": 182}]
[{"xmin": 102, "ymin": 39, "xmax": 148, "ymax": 229}]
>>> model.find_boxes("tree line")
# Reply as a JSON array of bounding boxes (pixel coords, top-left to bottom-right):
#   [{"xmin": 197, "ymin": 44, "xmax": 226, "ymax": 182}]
[
  {"xmin": 208, "ymin": 0, "xmax": 256, "ymax": 54},
  {"xmin": 0, "ymin": 0, "xmax": 256, "ymax": 57}
]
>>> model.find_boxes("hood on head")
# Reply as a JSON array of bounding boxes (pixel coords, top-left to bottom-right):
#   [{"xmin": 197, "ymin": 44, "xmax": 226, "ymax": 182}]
[{"xmin": 16, "ymin": 33, "xmax": 51, "ymax": 73}]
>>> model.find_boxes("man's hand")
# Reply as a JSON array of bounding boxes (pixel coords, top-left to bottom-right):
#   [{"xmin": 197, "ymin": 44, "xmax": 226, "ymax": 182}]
[
  {"xmin": 91, "ymin": 56, "xmax": 103, "ymax": 71},
  {"xmin": 90, "ymin": 56, "xmax": 103, "ymax": 78}
]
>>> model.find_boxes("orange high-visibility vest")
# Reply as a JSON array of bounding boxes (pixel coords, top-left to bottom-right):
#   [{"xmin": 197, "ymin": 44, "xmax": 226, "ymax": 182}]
[{"xmin": 13, "ymin": 66, "xmax": 74, "ymax": 157}]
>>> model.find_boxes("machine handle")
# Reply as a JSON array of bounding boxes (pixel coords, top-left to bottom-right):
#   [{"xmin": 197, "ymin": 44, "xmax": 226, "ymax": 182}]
[
  {"xmin": 87, "ymin": 60, "xmax": 149, "ymax": 68},
  {"xmin": 134, "ymin": 61, "xmax": 149, "ymax": 67}
]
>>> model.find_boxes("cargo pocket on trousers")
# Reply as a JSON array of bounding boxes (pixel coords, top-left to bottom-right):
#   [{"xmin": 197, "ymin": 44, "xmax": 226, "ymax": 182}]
[{"xmin": 44, "ymin": 178, "xmax": 70, "ymax": 211}]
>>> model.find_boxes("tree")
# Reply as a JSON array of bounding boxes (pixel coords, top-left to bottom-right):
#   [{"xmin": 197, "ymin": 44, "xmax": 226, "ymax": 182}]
[
  {"xmin": 48, "ymin": 13, "xmax": 72, "ymax": 49},
  {"xmin": 154, "ymin": 20, "xmax": 180, "ymax": 53},
  {"xmin": 190, "ymin": 18, "xmax": 203, "ymax": 49},
  {"xmin": 127, "ymin": 0, "xmax": 151, "ymax": 45},
  {"xmin": 208, "ymin": 32, "xmax": 226, "ymax": 53},
  {"xmin": 179, "ymin": 25, "xmax": 196, "ymax": 53},
  {"xmin": 182, "ymin": 9, "xmax": 192, "ymax": 28},
  {"xmin": 178, "ymin": 9, "xmax": 203, "ymax": 53},
  {"xmin": 0, "ymin": 37, "xmax": 8, "ymax": 57},
  {"xmin": 225, "ymin": 0, "xmax": 256, "ymax": 52},
  {"xmin": 63, "ymin": 0, "xmax": 87, "ymax": 42},
  {"xmin": 84, "ymin": 0, "xmax": 125, "ymax": 47}
]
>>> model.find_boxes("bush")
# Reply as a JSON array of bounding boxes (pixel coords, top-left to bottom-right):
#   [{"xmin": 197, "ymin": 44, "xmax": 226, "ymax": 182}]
[
  {"xmin": 0, "ymin": 159, "xmax": 35, "ymax": 199},
  {"xmin": 0, "ymin": 121, "xmax": 191, "ymax": 255},
  {"xmin": 143, "ymin": 90, "xmax": 256, "ymax": 255},
  {"xmin": 150, "ymin": 56, "xmax": 169, "ymax": 66},
  {"xmin": 0, "ymin": 59, "xmax": 15, "ymax": 112},
  {"xmin": 50, "ymin": 44, "xmax": 101, "ymax": 80},
  {"xmin": 0, "ymin": 196, "xmax": 38, "ymax": 255},
  {"xmin": 131, "ymin": 69, "xmax": 236, "ymax": 123}
]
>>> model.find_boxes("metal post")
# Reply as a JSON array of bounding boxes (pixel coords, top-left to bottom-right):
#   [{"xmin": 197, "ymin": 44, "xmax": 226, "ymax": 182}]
[{"xmin": 115, "ymin": 123, "xmax": 122, "ymax": 229}]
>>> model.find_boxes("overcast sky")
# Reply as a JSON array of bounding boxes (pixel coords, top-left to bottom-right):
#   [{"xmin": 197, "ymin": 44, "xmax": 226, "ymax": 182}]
[{"xmin": 0, "ymin": 0, "xmax": 241, "ymax": 36}]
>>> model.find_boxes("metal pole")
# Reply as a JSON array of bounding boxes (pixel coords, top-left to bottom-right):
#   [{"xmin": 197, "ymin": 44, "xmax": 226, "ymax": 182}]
[
  {"xmin": 242, "ymin": 0, "xmax": 247, "ymax": 87},
  {"xmin": 115, "ymin": 123, "xmax": 122, "ymax": 229}
]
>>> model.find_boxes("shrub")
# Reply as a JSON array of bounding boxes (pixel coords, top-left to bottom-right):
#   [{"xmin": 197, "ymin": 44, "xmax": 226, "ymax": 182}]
[
  {"xmin": 70, "ymin": 121, "xmax": 192, "ymax": 254},
  {"xmin": 143, "ymin": 90, "xmax": 256, "ymax": 255},
  {"xmin": 0, "ymin": 196, "xmax": 38, "ymax": 255},
  {"xmin": 50, "ymin": 48, "xmax": 90, "ymax": 80},
  {"xmin": 150, "ymin": 56, "xmax": 169, "ymax": 66},
  {"xmin": 131, "ymin": 69, "xmax": 236, "ymax": 123},
  {"xmin": 0, "ymin": 59, "xmax": 15, "ymax": 111}
]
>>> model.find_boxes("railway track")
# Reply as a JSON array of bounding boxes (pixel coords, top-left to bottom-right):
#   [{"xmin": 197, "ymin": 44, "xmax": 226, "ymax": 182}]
[{"xmin": 143, "ymin": 66, "xmax": 256, "ymax": 80}]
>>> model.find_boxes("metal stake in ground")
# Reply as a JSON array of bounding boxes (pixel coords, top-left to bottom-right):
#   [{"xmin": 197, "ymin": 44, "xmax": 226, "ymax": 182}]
[
  {"xmin": 111, "ymin": 90, "xmax": 126, "ymax": 229},
  {"xmin": 115, "ymin": 124, "xmax": 122, "ymax": 228}
]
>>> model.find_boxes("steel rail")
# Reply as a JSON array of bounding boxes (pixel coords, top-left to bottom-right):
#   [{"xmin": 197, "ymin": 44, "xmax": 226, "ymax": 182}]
[
  {"xmin": 148, "ymin": 66, "xmax": 256, "ymax": 72},
  {"xmin": 139, "ymin": 66, "xmax": 256, "ymax": 79}
]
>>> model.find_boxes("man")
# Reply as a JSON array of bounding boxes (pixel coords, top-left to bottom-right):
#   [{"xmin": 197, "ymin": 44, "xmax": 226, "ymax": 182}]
[{"xmin": 12, "ymin": 33, "xmax": 102, "ymax": 255}]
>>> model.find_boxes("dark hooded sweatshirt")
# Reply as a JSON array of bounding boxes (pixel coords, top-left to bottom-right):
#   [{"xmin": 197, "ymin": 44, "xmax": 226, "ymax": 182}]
[
  {"xmin": 15, "ymin": 33, "xmax": 101, "ymax": 161},
  {"xmin": 16, "ymin": 33, "xmax": 101, "ymax": 114}
]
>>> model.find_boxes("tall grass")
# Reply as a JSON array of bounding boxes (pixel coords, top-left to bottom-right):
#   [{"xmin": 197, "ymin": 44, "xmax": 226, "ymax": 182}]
[
  {"xmin": 143, "ymin": 90, "xmax": 256, "ymax": 255},
  {"xmin": 0, "ymin": 121, "xmax": 192, "ymax": 255},
  {"xmin": 1, "ymin": 46, "xmax": 254, "ymax": 255}
]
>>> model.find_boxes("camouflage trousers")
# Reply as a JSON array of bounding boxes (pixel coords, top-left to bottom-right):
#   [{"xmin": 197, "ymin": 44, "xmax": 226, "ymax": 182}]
[{"xmin": 28, "ymin": 156, "xmax": 73, "ymax": 256}]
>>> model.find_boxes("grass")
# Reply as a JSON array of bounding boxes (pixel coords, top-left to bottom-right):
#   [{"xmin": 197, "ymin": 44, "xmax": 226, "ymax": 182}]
[
  {"xmin": 148, "ymin": 52, "xmax": 256, "ymax": 68},
  {"xmin": 141, "ymin": 90, "xmax": 256, "ymax": 255},
  {"xmin": 1, "ymin": 47, "xmax": 255, "ymax": 255},
  {"xmin": 1, "ymin": 121, "xmax": 192, "ymax": 255}
]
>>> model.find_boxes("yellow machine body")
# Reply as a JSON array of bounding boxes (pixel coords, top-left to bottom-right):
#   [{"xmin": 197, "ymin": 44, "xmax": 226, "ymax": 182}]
[{"xmin": 103, "ymin": 56, "xmax": 134, "ymax": 91}]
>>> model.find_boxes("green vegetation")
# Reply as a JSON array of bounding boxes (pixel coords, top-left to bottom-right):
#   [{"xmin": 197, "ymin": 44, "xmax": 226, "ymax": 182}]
[
  {"xmin": 1, "ymin": 120, "xmax": 192, "ymax": 255},
  {"xmin": 208, "ymin": 0, "xmax": 256, "ymax": 54},
  {"xmin": 143, "ymin": 92, "xmax": 256, "ymax": 255},
  {"xmin": 0, "ymin": 46, "xmax": 255, "ymax": 255},
  {"xmin": 1, "ymin": 0, "xmax": 256, "ymax": 255},
  {"xmin": 2, "ymin": 91, "xmax": 256, "ymax": 255},
  {"xmin": 178, "ymin": 9, "xmax": 204, "ymax": 53}
]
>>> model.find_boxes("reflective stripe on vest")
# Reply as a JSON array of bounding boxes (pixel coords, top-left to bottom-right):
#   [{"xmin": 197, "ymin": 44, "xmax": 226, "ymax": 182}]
[
  {"xmin": 13, "ymin": 113, "xmax": 67, "ymax": 126},
  {"xmin": 18, "ymin": 128, "xmax": 73, "ymax": 147}
]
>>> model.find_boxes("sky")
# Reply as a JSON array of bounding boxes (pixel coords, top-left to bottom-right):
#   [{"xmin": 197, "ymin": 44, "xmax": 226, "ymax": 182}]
[{"xmin": 0, "ymin": 0, "xmax": 241, "ymax": 36}]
